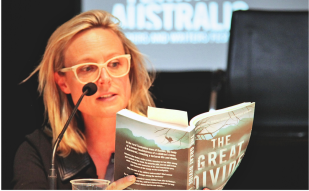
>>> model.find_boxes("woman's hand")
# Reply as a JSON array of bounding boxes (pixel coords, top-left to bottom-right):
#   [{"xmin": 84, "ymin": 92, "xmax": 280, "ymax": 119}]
[
  {"xmin": 107, "ymin": 175, "xmax": 136, "ymax": 190},
  {"xmin": 106, "ymin": 176, "xmax": 210, "ymax": 190}
]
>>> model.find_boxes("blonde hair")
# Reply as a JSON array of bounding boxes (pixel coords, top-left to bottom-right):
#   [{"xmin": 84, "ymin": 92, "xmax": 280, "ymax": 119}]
[{"xmin": 23, "ymin": 10, "xmax": 155, "ymax": 156}]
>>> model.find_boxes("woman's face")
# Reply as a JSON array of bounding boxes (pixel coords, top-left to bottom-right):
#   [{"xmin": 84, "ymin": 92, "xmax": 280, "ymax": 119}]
[{"xmin": 56, "ymin": 28, "xmax": 131, "ymax": 118}]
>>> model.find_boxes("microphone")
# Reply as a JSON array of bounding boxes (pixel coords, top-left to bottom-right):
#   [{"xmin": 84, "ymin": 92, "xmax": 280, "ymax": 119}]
[
  {"xmin": 82, "ymin": 82, "xmax": 97, "ymax": 96},
  {"xmin": 48, "ymin": 82, "xmax": 97, "ymax": 190}
]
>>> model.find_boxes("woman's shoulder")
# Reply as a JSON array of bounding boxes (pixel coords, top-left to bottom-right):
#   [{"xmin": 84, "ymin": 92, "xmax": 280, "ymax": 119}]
[
  {"xmin": 16, "ymin": 126, "xmax": 53, "ymax": 162},
  {"xmin": 24, "ymin": 126, "xmax": 52, "ymax": 147},
  {"xmin": 13, "ymin": 126, "xmax": 53, "ymax": 189},
  {"xmin": 14, "ymin": 126, "xmax": 52, "ymax": 167}
]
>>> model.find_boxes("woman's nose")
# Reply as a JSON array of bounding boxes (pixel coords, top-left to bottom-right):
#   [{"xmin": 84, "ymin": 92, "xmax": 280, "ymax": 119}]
[{"xmin": 98, "ymin": 67, "xmax": 111, "ymax": 84}]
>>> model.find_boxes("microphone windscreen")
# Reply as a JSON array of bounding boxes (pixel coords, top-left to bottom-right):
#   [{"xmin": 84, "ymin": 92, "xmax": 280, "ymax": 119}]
[{"xmin": 82, "ymin": 83, "xmax": 97, "ymax": 96}]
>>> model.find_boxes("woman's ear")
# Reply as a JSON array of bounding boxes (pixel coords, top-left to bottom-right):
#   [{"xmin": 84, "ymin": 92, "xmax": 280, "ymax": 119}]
[{"xmin": 54, "ymin": 72, "xmax": 71, "ymax": 94}]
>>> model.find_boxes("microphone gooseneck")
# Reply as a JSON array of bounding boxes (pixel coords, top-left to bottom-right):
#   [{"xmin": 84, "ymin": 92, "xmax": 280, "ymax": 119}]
[{"xmin": 48, "ymin": 83, "xmax": 97, "ymax": 190}]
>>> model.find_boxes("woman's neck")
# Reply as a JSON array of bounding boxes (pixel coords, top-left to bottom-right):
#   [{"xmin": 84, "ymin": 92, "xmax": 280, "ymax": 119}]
[
  {"xmin": 82, "ymin": 114, "xmax": 116, "ymax": 153},
  {"xmin": 82, "ymin": 114, "xmax": 116, "ymax": 179}
]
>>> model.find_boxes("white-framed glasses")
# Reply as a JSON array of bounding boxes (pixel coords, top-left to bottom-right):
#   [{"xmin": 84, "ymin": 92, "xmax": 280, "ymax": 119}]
[{"xmin": 59, "ymin": 54, "xmax": 131, "ymax": 84}]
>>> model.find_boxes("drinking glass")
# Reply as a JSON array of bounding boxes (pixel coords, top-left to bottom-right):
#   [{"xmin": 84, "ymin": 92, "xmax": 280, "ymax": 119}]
[{"xmin": 70, "ymin": 179, "xmax": 110, "ymax": 190}]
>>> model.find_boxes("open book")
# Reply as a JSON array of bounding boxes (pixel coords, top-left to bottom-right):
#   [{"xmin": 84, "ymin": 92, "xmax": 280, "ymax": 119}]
[{"xmin": 114, "ymin": 102, "xmax": 255, "ymax": 190}]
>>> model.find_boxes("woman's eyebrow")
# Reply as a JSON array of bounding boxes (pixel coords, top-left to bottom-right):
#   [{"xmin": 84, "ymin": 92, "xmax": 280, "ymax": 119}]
[
  {"xmin": 71, "ymin": 53, "xmax": 124, "ymax": 65},
  {"xmin": 69, "ymin": 57, "xmax": 97, "ymax": 66}
]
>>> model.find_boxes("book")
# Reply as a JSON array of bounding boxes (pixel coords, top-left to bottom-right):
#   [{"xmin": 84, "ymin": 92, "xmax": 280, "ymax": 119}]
[{"xmin": 114, "ymin": 102, "xmax": 255, "ymax": 190}]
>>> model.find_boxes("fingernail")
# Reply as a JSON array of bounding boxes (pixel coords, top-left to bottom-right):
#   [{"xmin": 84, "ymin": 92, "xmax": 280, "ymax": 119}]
[{"xmin": 127, "ymin": 175, "xmax": 135, "ymax": 182}]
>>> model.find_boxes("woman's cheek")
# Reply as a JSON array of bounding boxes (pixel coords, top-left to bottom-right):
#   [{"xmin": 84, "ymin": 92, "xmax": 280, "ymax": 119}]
[{"xmin": 125, "ymin": 78, "xmax": 131, "ymax": 107}]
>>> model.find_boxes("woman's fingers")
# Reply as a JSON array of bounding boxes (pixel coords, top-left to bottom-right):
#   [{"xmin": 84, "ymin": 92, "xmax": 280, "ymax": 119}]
[
  {"xmin": 107, "ymin": 176, "xmax": 209, "ymax": 190},
  {"xmin": 107, "ymin": 175, "xmax": 136, "ymax": 190}
]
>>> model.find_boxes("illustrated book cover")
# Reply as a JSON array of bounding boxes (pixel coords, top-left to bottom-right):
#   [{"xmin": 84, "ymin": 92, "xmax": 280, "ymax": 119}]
[{"xmin": 114, "ymin": 102, "xmax": 255, "ymax": 190}]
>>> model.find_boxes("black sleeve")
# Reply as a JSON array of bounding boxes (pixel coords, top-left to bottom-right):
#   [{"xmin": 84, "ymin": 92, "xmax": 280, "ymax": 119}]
[{"xmin": 12, "ymin": 140, "xmax": 49, "ymax": 189}]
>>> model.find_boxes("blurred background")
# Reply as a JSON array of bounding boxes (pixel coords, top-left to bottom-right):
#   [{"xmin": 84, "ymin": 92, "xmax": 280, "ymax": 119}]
[{"xmin": 2, "ymin": 0, "xmax": 308, "ymax": 189}]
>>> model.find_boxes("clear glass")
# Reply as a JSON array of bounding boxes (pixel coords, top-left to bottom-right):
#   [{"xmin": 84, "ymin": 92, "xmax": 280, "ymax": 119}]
[
  {"xmin": 60, "ymin": 54, "xmax": 131, "ymax": 84},
  {"xmin": 70, "ymin": 179, "xmax": 110, "ymax": 190}
]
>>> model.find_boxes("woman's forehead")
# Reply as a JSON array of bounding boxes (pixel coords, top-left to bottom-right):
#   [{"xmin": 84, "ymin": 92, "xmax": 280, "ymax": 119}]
[{"xmin": 64, "ymin": 28, "xmax": 125, "ymax": 66}]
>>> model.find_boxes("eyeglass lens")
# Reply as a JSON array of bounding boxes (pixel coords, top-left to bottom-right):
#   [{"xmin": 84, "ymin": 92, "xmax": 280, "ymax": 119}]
[{"xmin": 76, "ymin": 56, "xmax": 129, "ymax": 82}]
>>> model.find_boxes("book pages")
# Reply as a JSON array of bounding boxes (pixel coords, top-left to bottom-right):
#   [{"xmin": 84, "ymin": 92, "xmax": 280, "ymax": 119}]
[{"xmin": 147, "ymin": 106, "xmax": 188, "ymax": 127}]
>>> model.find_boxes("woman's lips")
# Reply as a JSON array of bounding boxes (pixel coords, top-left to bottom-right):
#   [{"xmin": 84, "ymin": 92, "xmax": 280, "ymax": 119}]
[{"xmin": 97, "ymin": 94, "xmax": 117, "ymax": 101}]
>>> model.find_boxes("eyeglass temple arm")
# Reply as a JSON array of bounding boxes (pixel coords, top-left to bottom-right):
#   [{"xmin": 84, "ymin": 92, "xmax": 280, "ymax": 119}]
[{"xmin": 59, "ymin": 68, "xmax": 72, "ymax": 72}]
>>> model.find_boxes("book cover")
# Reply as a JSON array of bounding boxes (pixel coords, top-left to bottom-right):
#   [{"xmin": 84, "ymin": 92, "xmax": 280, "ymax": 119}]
[
  {"xmin": 192, "ymin": 103, "xmax": 255, "ymax": 189},
  {"xmin": 114, "ymin": 102, "xmax": 255, "ymax": 190}
]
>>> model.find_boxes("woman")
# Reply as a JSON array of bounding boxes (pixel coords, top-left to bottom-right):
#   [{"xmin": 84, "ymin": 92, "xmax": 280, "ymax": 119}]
[{"xmin": 13, "ymin": 10, "xmax": 155, "ymax": 189}]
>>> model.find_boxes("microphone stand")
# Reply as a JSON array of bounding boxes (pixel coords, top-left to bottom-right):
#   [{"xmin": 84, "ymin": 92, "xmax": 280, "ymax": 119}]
[{"xmin": 48, "ymin": 89, "xmax": 89, "ymax": 190}]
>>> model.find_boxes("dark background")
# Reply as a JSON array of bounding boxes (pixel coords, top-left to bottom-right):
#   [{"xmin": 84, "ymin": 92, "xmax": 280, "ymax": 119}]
[
  {"xmin": 2, "ymin": 0, "xmax": 308, "ymax": 190},
  {"xmin": 2, "ymin": 1, "xmax": 81, "ymax": 189}
]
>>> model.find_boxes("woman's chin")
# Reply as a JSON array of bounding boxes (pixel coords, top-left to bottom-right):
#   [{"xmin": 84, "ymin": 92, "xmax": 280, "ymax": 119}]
[{"xmin": 98, "ymin": 105, "xmax": 126, "ymax": 117}]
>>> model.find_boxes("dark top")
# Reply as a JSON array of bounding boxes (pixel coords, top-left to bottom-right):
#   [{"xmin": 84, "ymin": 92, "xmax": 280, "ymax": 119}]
[{"xmin": 12, "ymin": 128, "xmax": 114, "ymax": 190}]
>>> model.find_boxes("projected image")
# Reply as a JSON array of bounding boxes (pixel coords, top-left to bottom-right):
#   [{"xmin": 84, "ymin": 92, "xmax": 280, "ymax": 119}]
[
  {"xmin": 82, "ymin": 0, "xmax": 308, "ymax": 71},
  {"xmin": 112, "ymin": 1, "xmax": 248, "ymax": 45}
]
